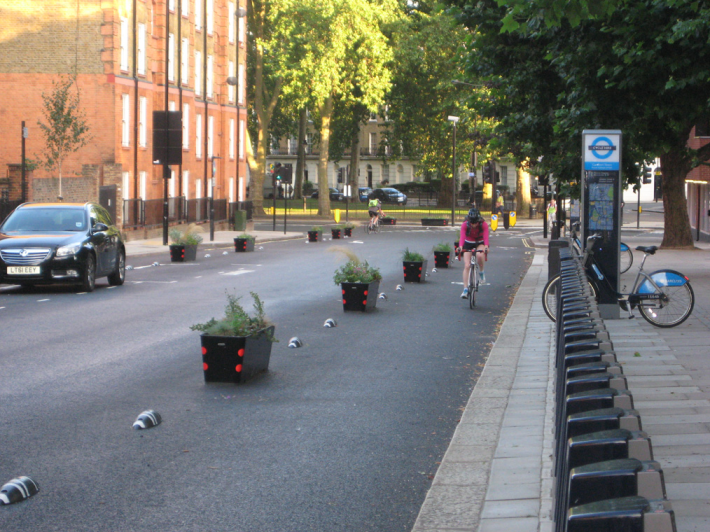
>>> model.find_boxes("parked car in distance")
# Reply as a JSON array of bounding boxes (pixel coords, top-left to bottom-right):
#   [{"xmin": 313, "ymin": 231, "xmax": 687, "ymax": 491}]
[
  {"xmin": 369, "ymin": 187, "xmax": 407, "ymax": 205},
  {"xmin": 311, "ymin": 188, "xmax": 345, "ymax": 201},
  {"xmin": 0, "ymin": 202, "xmax": 126, "ymax": 292},
  {"xmin": 358, "ymin": 187, "xmax": 373, "ymax": 202}
]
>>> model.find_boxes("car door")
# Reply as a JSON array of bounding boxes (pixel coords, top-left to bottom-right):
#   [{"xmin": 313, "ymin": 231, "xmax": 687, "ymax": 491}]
[
  {"xmin": 88, "ymin": 205, "xmax": 110, "ymax": 274},
  {"xmin": 94, "ymin": 204, "xmax": 119, "ymax": 274}
]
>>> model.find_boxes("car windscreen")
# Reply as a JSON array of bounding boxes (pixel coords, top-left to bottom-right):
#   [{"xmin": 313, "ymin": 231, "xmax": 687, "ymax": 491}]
[{"xmin": 0, "ymin": 208, "xmax": 87, "ymax": 232}]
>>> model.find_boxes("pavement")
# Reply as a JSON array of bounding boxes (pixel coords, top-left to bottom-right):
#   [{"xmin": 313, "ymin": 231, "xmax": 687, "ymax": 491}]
[{"xmin": 123, "ymin": 206, "xmax": 710, "ymax": 532}]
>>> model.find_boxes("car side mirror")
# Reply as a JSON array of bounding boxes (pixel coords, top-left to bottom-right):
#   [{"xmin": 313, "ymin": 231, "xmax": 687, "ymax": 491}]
[{"xmin": 92, "ymin": 223, "xmax": 109, "ymax": 233}]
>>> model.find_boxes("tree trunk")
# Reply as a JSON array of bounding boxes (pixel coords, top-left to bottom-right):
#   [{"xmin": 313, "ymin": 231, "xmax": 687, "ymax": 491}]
[
  {"xmin": 516, "ymin": 166, "xmax": 531, "ymax": 216},
  {"xmin": 660, "ymin": 149, "xmax": 694, "ymax": 249},
  {"xmin": 294, "ymin": 107, "xmax": 307, "ymax": 200},
  {"xmin": 438, "ymin": 170, "xmax": 454, "ymax": 209},
  {"xmin": 317, "ymin": 96, "xmax": 333, "ymax": 217},
  {"xmin": 349, "ymin": 124, "xmax": 361, "ymax": 203}
]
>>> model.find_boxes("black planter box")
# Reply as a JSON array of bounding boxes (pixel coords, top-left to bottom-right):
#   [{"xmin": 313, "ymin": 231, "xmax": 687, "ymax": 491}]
[
  {"xmin": 381, "ymin": 217, "xmax": 397, "ymax": 225},
  {"xmin": 341, "ymin": 281, "xmax": 380, "ymax": 312},
  {"xmin": 170, "ymin": 244, "xmax": 198, "ymax": 262},
  {"xmin": 434, "ymin": 251, "xmax": 451, "ymax": 268},
  {"xmin": 307, "ymin": 230, "xmax": 323, "ymax": 242},
  {"xmin": 403, "ymin": 260, "xmax": 427, "ymax": 283},
  {"xmin": 234, "ymin": 237, "xmax": 255, "ymax": 252},
  {"xmin": 344, "ymin": 227, "xmax": 353, "ymax": 237},
  {"xmin": 200, "ymin": 326, "xmax": 275, "ymax": 383},
  {"xmin": 331, "ymin": 229, "xmax": 342, "ymax": 239},
  {"xmin": 421, "ymin": 218, "xmax": 448, "ymax": 226}
]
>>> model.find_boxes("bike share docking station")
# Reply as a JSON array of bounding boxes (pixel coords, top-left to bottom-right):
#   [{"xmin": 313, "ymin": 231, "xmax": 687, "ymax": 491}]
[{"xmin": 581, "ymin": 130, "xmax": 623, "ymax": 319}]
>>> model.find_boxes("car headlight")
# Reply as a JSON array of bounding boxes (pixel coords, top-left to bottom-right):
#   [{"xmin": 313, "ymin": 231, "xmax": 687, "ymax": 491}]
[{"xmin": 56, "ymin": 243, "xmax": 82, "ymax": 257}]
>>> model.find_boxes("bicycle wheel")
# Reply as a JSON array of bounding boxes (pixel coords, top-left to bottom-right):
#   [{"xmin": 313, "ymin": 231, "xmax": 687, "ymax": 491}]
[
  {"xmin": 542, "ymin": 275, "xmax": 598, "ymax": 322},
  {"xmin": 468, "ymin": 266, "xmax": 476, "ymax": 309},
  {"xmin": 639, "ymin": 281, "xmax": 695, "ymax": 327},
  {"xmin": 620, "ymin": 243, "xmax": 633, "ymax": 274},
  {"xmin": 375, "ymin": 220, "xmax": 381, "ymax": 234}
]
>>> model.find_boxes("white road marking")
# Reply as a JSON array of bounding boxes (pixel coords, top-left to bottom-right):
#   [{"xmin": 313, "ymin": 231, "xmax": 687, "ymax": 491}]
[
  {"xmin": 350, "ymin": 241, "xmax": 364, "ymax": 244},
  {"xmin": 220, "ymin": 270, "xmax": 255, "ymax": 276},
  {"xmin": 128, "ymin": 280, "xmax": 178, "ymax": 284},
  {"xmin": 37, "ymin": 299, "xmax": 50, "ymax": 302},
  {"xmin": 132, "ymin": 265, "xmax": 154, "ymax": 270},
  {"xmin": 231, "ymin": 264, "xmax": 262, "ymax": 266}
]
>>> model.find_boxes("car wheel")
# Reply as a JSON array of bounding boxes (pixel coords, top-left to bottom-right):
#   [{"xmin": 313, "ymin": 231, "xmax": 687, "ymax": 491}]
[
  {"xmin": 81, "ymin": 253, "xmax": 96, "ymax": 292},
  {"xmin": 108, "ymin": 248, "xmax": 126, "ymax": 286}
]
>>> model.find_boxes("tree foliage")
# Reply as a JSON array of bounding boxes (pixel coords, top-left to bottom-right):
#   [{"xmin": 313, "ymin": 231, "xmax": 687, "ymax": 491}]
[
  {"xmin": 37, "ymin": 75, "xmax": 90, "ymax": 199},
  {"xmin": 451, "ymin": 0, "xmax": 710, "ymax": 247}
]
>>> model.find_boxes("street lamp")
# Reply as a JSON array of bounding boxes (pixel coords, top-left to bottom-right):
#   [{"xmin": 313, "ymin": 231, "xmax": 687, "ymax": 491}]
[
  {"xmin": 227, "ymin": 5, "xmax": 248, "ymax": 212},
  {"xmin": 448, "ymin": 116, "xmax": 459, "ymax": 226},
  {"xmin": 210, "ymin": 156, "xmax": 221, "ymax": 241}
]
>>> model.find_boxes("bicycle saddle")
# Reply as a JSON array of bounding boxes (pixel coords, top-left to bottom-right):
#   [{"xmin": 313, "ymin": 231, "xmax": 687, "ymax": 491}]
[{"xmin": 635, "ymin": 245, "xmax": 657, "ymax": 254}]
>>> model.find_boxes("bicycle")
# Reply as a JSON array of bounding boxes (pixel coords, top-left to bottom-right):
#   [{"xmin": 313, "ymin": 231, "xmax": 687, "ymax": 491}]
[
  {"xmin": 570, "ymin": 223, "xmax": 633, "ymax": 274},
  {"xmin": 542, "ymin": 234, "xmax": 695, "ymax": 327},
  {"xmin": 459, "ymin": 248, "xmax": 487, "ymax": 309},
  {"xmin": 366, "ymin": 213, "xmax": 383, "ymax": 234}
]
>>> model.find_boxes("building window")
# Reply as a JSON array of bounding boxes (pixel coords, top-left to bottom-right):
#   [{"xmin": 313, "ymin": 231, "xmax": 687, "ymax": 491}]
[
  {"xmin": 207, "ymin": 0, "xmax": 214, "ymax": 34},
  {"xmin": 229, "ymin": 119, "xmax": 235, "ymax": 159},
  {"xmin": 305, "ymin": 133, "xmax": 312, "ymax": 154},
  {"xmin": 228, "ymin": 2, "xmax": 235, "ymax": 43},
  {"xmin": 122, "ymin": 172, "xmax": 130, "ymax": 200},
  {"xmin": 500, "ymin": 165, "xmax": 508, "ymax": 186},
  {"xmin": 181, "ymin": 38, "xmax": 189, "ymax": 85},
  {"xmin": 139, "ymin": 171, "xmax": 147, "ymax": 199},
  {"xmin": 383, "ymin": 164, "xmax": 390, "ymax": 183},
  {"xmin": 196, "ymin": 178, "xmax": 203, "ymax": 199},
  {"xmin": 239, "ymin": 119, "xmax": 245, "ymax": 160},
  {"xmin": 369, "ymin": 132, "xmax": 377, "ymax": 155},
  {"xmin": 168, "ymin": 33, "xmax": 175, "ymax": 82},
  {"xmin": 169, "ymin": 100, "xmax": 175, "ymax": 111},
  {"xmin": 182, "ymin": 104, "xmax": 190, "ymax": 149},
  {"xmin": 238, "ymin": 15, "xmax": 245, "ymax": 44},
  {"xmin": 228, "ymin": 61, "xmax": 235, "ymax": 102},
  {"xmin": 196, "ymin": 114, "xmax": 202, "ymax": 158},
  {"xmin": 369, "ymin": 111, "xmax": 377, "ymax": 122},
  {"xmin": 183, "ymin": 170, "xmax": 190, "ymax": 199},
  {"xmin": 238, "ymin": 63, "xmax": 244, "ymax": 104},
  {"xmin": 181, "ymin": 0, "xmax": 189, "ymax": 17},
  {"xmin": 207, "ymin": 55, "xmax": 213, "ymax": 98},
  {"xmin": 169, "ymin": 0, "xmax": 175, "ymax": 12},
  {"xmin": 229, "ymin": 177, "xmax": 235, "ymax": 203},
  {"xmin": 122, "ymin": 94, "xmax": 130, "ymax": 147},
  {"xmin": 195, "ymin": 51, "xmax": 202, "ymax": 96},
  {"xmin": 169, "ymin": 170, "xmax": 176, "ymax": 196},
  {"xmin": 137, "ymin": 23, "xmax": 146, "ymax": 76},
  {"xmin": 208, "ymin": 115, "xmax": 214, "ymax": 158},
  {"xmin": 195, "ymin": 0, "xmax": 202, "ymax": 30},
  {"xmin": 120, "ymin": 18, "xmax": 129, "ymax": 71},
  {"xmin": 139, "ymin": 97, "xmax": 147, "ymax": 147}
]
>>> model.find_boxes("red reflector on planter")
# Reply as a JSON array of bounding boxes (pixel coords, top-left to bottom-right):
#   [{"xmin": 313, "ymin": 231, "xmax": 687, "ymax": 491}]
[
  {"xmin": 342, "ymin": 289, "xmax": 346, "ymax": 295},
  {"xmin": 363, "ymin": 291, "xmax": 368, "ymax": 296},
  {"xmin": 235, "ymin": 364, "xmax": 243, "ymax": 373},
  {"xmin": 238, "ymin": 349, "xmax": 245, "ymax": 357},
  {"xmin": 203, "ymin": 362, "xmax": 208, "ymax": 370},
  {"xmin": 419, "ymin": 267, "xmax": 422, "ymax": 271},
  {"xmin": 343, "ymin": 299, "xmax": 347, "ymax": 304},
  {"xmin": 362, "ymin": 300, "xmax": 367, "ymax": 305},
  {"xmin": 202, "ymin": 347, "xmax": 207, "ymax": 355}
]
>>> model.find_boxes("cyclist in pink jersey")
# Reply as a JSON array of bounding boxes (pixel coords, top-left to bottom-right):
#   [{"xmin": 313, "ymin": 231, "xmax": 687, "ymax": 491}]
[{"xmin": 458, "ymin": 208, "xmax": 489, "ymax": 298}]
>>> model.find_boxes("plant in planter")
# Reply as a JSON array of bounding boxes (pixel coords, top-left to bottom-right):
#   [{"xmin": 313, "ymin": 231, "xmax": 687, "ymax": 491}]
[
  {"xmin": 433, "ymin": 242, "xmax": 453, "ymax": 269},
  {"xmin": 307, "ymin": 225, "xmax": 323, "ymax": 243},
  {"xmin": 234, "ymin": 233, "xmax": 256, "ymax": 252},
  {"xmin": 402, "ymin": 248, "xmax": 428, "ymax": 283},
  {"xmin": 169, "ymin": 224, "xmax": 204, "ymax": 262},
  {"xmin": 331, "ymin": 247, "xmax": 382, "ymax": 312},
  {"xmin": 343, "ymin": 222, "xmax": 355, "ymax": 237},
  {"xmin": 331, "ymin": 225, "xmax": 343, "ymax": 239},
  {"xmin": 421, "ymin": 218, "xmax": 448, "ymax": 226},
  {"xmin": 191, "ymin": 291, "xmax": 275, "ymax": 383}
]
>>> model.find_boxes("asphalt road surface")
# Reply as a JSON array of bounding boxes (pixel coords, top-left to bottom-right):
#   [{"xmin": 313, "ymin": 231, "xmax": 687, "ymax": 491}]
[{"xmin": 0, "ymin": 225, "xmax": 532, "ymax": 532}]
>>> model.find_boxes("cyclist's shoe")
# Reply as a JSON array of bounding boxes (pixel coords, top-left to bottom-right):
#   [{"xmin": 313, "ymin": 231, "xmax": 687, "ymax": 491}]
[
  {"xmin": 479, "ymin": 272, "xmax": 486, "ymax": 284},
  {"xmin": 460, "ymin": 288, "xmax": 469, "ymax": 298}
]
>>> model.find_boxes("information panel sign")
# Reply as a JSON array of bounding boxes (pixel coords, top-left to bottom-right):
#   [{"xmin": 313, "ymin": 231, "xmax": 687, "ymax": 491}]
[{"xmin": 581, "ymin": 130, "xmax": 622, "ymax": 319}]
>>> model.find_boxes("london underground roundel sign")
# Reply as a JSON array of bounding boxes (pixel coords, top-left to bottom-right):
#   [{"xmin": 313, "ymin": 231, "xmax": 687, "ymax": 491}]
[{"xmin": 584, "ymin": 133, "xmax": 620, "ymax": 170}]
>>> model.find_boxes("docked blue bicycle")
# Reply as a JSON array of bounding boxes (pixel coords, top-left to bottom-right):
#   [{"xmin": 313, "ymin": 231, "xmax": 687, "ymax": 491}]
[{"xmin": 543, "ymin": 234, "xmax": 695, "ymax": 328}]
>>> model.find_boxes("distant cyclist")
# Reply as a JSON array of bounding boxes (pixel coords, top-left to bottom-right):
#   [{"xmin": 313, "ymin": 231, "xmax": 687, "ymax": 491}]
[
  {"xmin": 368, "ymin": 194, "xmax": 383, "ymax": 230},
  {"xmin": 458, "ymin": 207, "xmax": 489, "ymax": 298}
]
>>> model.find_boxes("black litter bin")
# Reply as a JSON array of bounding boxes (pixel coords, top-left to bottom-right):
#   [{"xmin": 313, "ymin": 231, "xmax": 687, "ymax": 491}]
[
  {"xmin": 503, "ymin": 211, "xmax": 510, "ymax": 229},
  {"xmin": 529, "ymin": 204, "xmax": 537, "ymax": 218}
]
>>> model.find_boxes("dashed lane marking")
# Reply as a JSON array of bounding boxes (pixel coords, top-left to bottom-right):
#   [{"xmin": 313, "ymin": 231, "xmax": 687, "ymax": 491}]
[
  {"xmin": 37, "ymin": 299, "xmax": 50, "ymax": 302},
  {"xmin": 219, "ymin": 270, "xmax": 255, "ymax": 276},
  {"xmin": 128, "ymin": 281, "xmax": 178, "ymax": 284}
]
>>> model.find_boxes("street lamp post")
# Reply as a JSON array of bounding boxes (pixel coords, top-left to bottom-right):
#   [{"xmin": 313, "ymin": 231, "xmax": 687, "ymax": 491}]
[
  {"xmin": 210, "ymin": 156, "xmax": 221, "ymax": 241},
  {"xmin": 227, "ymin": 6, "xmax": 247, "ymax": 226},
  {"xmin": 448, "ymin": 116, "xmax": 459, "ymax": 226}
]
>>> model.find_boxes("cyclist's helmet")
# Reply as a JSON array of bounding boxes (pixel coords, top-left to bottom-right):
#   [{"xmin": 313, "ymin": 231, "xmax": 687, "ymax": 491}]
[{"xmin": 467, "ymin": 208, "xmax": 483, "ymax": 223}]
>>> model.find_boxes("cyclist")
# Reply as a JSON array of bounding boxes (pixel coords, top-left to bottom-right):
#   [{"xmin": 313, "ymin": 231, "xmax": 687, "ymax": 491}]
[
  {"xmin": 368, "ymin": 194, "xmax": 383, "ymax": 230},
  {"xmin": 458, "ymin": 207, "xmax": 489, "ymax": 298}
]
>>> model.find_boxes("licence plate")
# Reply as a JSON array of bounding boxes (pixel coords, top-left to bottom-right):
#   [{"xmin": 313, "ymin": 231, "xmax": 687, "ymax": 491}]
[{"xmin": 7, "ymin": 266, "xmax": 41, "ymax": 275}]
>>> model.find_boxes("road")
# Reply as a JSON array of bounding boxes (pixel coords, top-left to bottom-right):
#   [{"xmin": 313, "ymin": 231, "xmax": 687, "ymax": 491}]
[{"xmin": 0, "ymin": 225, "xmax": 532, "ymax": 532}]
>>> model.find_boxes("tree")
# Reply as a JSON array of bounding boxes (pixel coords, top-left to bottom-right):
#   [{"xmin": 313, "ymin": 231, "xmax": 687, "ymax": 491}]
[
  {"xmin": 452, "ymin": 0, "xmax": 710, "ymax": 247},
  {"xmin": 37, "ymin": 75, "xmax": 90, "ymax": 200},
  {"xmin": 281, "ymin": 0, "xmax": 398, "ymax": 216}
]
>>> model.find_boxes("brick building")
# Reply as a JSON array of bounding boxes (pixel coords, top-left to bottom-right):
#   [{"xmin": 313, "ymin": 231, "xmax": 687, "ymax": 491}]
[
  {"xmin": 685, "ymin": 122, "xmax": 710, "ymax": 241},
  {"xmin": 0, "ymin": 0, "xmax": 247, "ymax": 232}
]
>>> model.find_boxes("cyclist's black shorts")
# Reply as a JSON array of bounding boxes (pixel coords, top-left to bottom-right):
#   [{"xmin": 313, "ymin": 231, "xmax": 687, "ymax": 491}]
[
  {"xmin": 462, "ymin": 241, "xmax": 485, "ymax": 251},
  {"xmin": 368, "ymin": 209, "xmax": 379, "ymax": 217}
]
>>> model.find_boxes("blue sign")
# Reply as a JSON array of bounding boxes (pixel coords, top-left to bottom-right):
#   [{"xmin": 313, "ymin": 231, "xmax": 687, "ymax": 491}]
[{"xmin": 584, "ymin": 134, "xmax": 620, "ymax": 170}]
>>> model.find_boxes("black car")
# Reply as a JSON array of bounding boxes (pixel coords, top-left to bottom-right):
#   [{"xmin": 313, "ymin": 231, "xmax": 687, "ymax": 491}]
[
  {"xmin": 358, "ymin": 187, "xmax": 373, "ymax": 201},
  {"xmin": 369, "ymin": 187, "xmax": 407, "ymax": 205},
  {"xmin": 311, "ymin": 187, "xmax": 345, "ymax": 201},
  {"xmin": 0, "ymin": 202, "xmax": 126, "ymax": 292}
]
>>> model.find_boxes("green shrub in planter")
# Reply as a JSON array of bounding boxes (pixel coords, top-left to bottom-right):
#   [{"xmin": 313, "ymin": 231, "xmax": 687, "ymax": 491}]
[
  {"xmin": 433, "ymin": 242, "xmax": 453, "ymax": 268},
  {"xmin": 169, "ymin": 224, "xmax": 204, "ymax": 261},
  {"xmin": 331, "ymin": 248, "xmax": 382, "ymax": 312},
  {"xmin": 308, "ymin": 225, "xmax": 323, "ymax": 242},
  {"xmin": 402, "ymin": 248, "xmax": 427, "ymax": 283}
]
